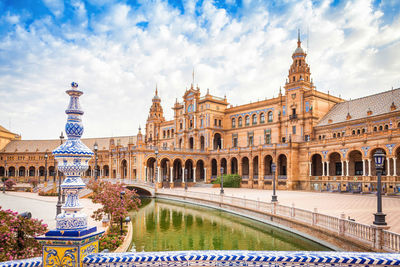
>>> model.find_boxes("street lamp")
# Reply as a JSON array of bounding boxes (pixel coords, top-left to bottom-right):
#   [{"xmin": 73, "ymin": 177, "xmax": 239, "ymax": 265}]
[
  {"xmin": 154, "ymin": 147, "xmax": 159, "ymax": 185},
  {"xmin": 94, "ymin": 142, "xmax": 98, "ymax": 181},
  {"xmin": 56, "ymin": 131, "xmax": 64, "ymax": 215},
  {"xmin": 44, "ymin": 153, "xmax": 48, "ymax": 182},
  {"xmin": 220, "ymin": 167, "xmax": 224, "ymax": 195},
  {"xmin": 184, "ymin": 169, "xmax": 188, "ymax": 191},
  {"xmin": 373, "ymin": 149, "xmax": 387, "ymax": 226},
  {"xmin": 120, "ymin": 191, "xmax": 125, "ymax": 235},
  {"xmin": 271, "ymin": 162, "xmax": 277, "ymax": 202}
]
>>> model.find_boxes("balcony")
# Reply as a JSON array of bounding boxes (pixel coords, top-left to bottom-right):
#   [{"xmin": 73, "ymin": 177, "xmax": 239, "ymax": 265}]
[{"xmin": 289, "ymin": 114, "xmax": 298, "ymax": 120}]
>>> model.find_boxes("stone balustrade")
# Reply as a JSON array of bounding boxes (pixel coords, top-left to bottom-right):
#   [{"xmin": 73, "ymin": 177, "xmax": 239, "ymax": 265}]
[{"xmin": 156, "ymin": 189, "xmax": 400, "ymax": 252}]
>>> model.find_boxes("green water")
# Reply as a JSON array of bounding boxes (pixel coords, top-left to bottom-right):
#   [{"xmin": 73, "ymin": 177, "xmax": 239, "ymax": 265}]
[{"xmin": 128, "ymin": 198, "xmax": 331, "ymax": 252}]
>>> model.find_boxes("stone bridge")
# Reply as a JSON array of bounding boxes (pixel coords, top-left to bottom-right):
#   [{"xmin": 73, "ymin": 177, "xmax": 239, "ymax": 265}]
[{"xmin": 103, "ymin": 179, "xmax": 156, "ymax": 197}]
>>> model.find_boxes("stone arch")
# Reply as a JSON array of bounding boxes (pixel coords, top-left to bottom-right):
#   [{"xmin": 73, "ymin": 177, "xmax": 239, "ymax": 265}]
[
  {"xmin": 241, "ymin": 157, "xmax": 249, "ymax": 178},
  {"xmin": 8, "ymin": 166, "xmax": 15, "ymax": 177},
  {"xmin": 85, "ymin": 166, "xmax": 91, "ymax": 177},
  {"xmin": 196, "ymin": 159, "xmax": 205, "ymax": 181},
  {"xmin": 146, "ymin": 157, "xmax": 156, "ymax": 183},
  {"xmin": 160, "ymin": 158, "xmax": 171, "ymax": 182},
  {"xmin": 211, "ymin": 158, "xmax": 218, "ymax": 178},
  {"xmin": 220, "ymin": 158, "xmax": 227, "ymax": 174},
  {"xmin": 213, "ymin": 133, "xmax": 222, "ymax": 150},
  {"xmin": 19, "ymin": 166, "xmax": 26, "ymax": 177},
  {"xmin": 121, "ymin": 159, "xmax": 128, "ymax": 179},
  {"xmin": 311, "ymin": 154, "xmax": 322, "ymax": 176},
  {"xmin": 103, "ymin": 165, "xmax": 109, "ymax": 177},
  {"xmin": 230, "ymin": 157, "xmax": 238, "ymax": 174},
  {"xmin": 39, "ymin": 166, "xmax": 45, "ymax": 177},
  {"xmin": 184, "ymin": 159, "xmax": 194, "ymax": 182},
  {"xmin": 328, "ymin": 152, "xmax": 342, "ymax": 176},
  {"xmin": 172, "ymin": 158, "xmax": 183, "ymax": 183},
  {"xmin": 348, "ymin": 150, "xmax": 363, "ymax": 176},
  {"xmin": 253, "ymin": 156, "xmax": 259, "ymax": 179},
  {"xmin": 263, "ymin": 155, "xmax": 273, "ymax": 177},
  {"xmin": 29, "ymin": 166, "xmax": 35, "ymax": 177},
  {"xmin": 278, "ymin": 154, "xmax": 287, "ymax": 176}
]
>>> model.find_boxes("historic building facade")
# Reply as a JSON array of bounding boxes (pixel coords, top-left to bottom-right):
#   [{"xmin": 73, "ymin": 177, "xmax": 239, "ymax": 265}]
[{"xmin": 1, "ymin": 36, "xmax": 400, "ymax": 193}]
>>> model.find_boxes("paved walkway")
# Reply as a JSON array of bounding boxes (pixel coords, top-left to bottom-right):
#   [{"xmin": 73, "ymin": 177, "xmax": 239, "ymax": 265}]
[
  {"xmin": 159, "ymin": 187, "xmax": 400, "ymax": 234},
  {"xmin": 0, "ymin": 192, "xmax": 106, "ymax": 232}
]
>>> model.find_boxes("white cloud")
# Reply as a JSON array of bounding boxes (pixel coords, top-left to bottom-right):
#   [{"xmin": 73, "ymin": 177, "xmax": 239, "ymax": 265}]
[
  {"xmin": 42, "ymin": 0, "xmax": 64, "ymax": 18},
  {"xmin": 0, "ymin": 0, "xmax": 400, "ymax": 139}
]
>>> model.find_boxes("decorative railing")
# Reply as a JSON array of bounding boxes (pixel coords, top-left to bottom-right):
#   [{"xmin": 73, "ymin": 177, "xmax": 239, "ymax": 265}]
[{"xmin": 157, "ymin": 189, "xmax": 400, "ymax": 252}]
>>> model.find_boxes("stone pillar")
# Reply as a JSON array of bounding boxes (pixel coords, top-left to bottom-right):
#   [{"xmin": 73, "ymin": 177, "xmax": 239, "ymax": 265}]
[
  {"xmin": 309, "ymin": 162, "xmax": 312, "ymax": 176},
  {"xmin": 204, "ymin": 167, "xmax": 207, "ymax": 182},
  {"xmin": 157, "ymin": 166, "xmax": 160, "ymax": 183},
  {"xmin": 368, "ymin": 159, "xmax": 372, "ymax": 176},
  {"xmin": 145, "ymin": 166, "xmax": 148, "ymax": 182},
  {"xmin": 170, "ymin": 166, "xmax": 173, "ymax": 183},
  {"xmin": 346, "ymin": 161, "xmax": 349, "ymax": 176},
  {"xmin": 393, "ymin": 157, "xmax": 397, "ymax": 177},
  {"xmin": 362, "ymin": 159, "xmax": 366, "ymax": 176},
  {"xmin": 322, "ymin": 161, "xmax": 325, "ymax": 176},
  {"xmin": 341, "ymin": 161, "xmax": 344, "ymax": 176},
  {"xmin": 182, "ymin": 167, "xmax": 185, "ymax": 183},
  {"xmin": 387, "ymin": 158, "xmax": 391, "ymax": 176},
  {"xmin": 221, "ymin": 139, "xmax": 224, "ymax": 149},
  {"xmin": 326, "ymin": 162, "xmax": 330, "ymax": 176}
]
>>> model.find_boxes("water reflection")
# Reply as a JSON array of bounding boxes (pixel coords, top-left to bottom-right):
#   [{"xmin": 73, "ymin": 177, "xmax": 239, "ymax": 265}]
[{"xmin": 128, "ymin": 199, "xmax": 331, "ymax": 252}]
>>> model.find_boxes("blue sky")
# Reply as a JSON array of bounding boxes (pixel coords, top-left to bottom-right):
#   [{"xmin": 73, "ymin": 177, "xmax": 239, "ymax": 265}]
[{"xmin": 0, "ymin": 0, "xmax": 400, "ymax": 139}]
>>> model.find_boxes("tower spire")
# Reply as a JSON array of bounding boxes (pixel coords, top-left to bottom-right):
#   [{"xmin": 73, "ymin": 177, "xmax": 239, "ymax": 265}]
[{"xmin": 297, "ymin": 29, "xmax": 301, "ymax": 47}]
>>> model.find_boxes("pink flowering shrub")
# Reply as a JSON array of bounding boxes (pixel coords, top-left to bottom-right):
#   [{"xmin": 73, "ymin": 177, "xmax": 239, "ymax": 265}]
[
  {"xmin": 98, "ymin": 230, "xmax": 125, "ymax": 251},
  {"xmin": 5, "ymin": 179, "xmax": 16, "ymax": 190},
  {"xmin": 87, "ymin": 179, "xmax": 140, "ymax": 224},
  {"xmin": 0, "ymin": 206, "xmax": 47, "ymax": 261}
]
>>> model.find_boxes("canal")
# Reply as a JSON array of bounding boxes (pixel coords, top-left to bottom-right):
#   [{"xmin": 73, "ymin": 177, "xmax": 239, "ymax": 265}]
[{"xmin": 128, "ymin": 198, "xmax": 332, "ymax": 252}]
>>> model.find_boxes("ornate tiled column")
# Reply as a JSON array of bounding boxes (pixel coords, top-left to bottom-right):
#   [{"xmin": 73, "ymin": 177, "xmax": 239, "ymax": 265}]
[{"xmin": 36, "ymin": 82, "xmax": 103, "ymax": 267}]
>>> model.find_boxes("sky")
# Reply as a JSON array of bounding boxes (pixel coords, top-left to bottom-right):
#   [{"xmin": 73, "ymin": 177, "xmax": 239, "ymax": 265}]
[{"xmin": 0, "ymin": 0, "xmax": 400, "ymax": 140}]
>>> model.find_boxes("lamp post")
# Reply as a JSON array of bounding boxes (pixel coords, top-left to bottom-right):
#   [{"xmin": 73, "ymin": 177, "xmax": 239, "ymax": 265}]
[
  {"xmin": 184, "ymin": 169, "xmax": 188, "ymax": 191},
  {"xmin": 94, "ymin": 142, "xmax": 98, "ymax": 181},
  {"xmin": 271, "ymin": 162, "xmax": 277, "ymax": 202},
  {"xmin": 154, "ymin": 147, "xmax": 159, "ymax": 185},
  {"xmin": 373, "ymin": 149, "xmax": 387, "ymax": 226},
  {"xmin": 44, "ymin": 153, "xmax": 48, "ymax": 182},
  {"xmin": 120, "ymin": 191, "xmax": 125, "ymax": 235},
  {"xmin": 2, "ymin": 159, "xmax": 6, "ymax": 194},
  {"xmin": 56, "ymin": 132, "xmax": 64, "ymax": 215},
  {"xmin": 220, "ymin": 167, "xmax": 224, "ymax": 195}
]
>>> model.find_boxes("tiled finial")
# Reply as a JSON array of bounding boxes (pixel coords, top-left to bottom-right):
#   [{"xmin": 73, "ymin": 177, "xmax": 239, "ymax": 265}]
[{"xmin": 52, "ymin": 82, "xmax": 94, "ymax": 230}]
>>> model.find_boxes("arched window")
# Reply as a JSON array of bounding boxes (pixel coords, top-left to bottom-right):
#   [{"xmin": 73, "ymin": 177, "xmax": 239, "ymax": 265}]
[
  {"xmin": 163, "ymin": 131, "xmax": 166, "ymax": 138},
  {"xmin": 352, "ymin": 130, "xmax": 355, "ymax": 135},
  {"xmin": 252, "ymin": 114, "xmax": 257, "ymax": 125},
  {"xmin": 362, "ymin": 128, "xmax": 366, "ymax": 133},
  {"xmin": 384, "ymin": 125, "xmax": 389, "ymax": 130},
  {"xmin": 398, "ymin": 122, "xmax": 400, "ymax": 128},
  {"xmin": 374, "ymin": 126, "xmax": 377, "ymax": 132},
  {"xmin": 231, "ymin": 118, "xmax": 236, "ymax": 128},
  {"xmin": 333, "ymin": 133, "xmax": 336, "ymax": 138},
  {"xmin": 379, "ymin": 125, "xmax": 383, "ymax": 131},
  {"xmin": 357, "ymin": 129, "xmax": 360, "ymax": 135},
  {"xmin": 268, "ymin": 111, "xmax": 273, "ymax": 122},
  {"xmin": 245, "ymin": 115, "xmax": 250, "ymax": 126},
  {"xmin": 260, "ymin": 113, "xmax": 265, "ymax": 123},
  {"xmin": 337, "ymin": 132, "xmax": 341, "ymax": 137},
  {"xmin": 238, "ymin": 117, "xmax": 242, "ymax": 127}
]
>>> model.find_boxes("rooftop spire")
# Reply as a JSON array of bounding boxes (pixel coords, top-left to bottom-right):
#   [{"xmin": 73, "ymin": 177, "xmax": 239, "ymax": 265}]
[
  {"xmin": 155, "ymin": 84, "xmax": 158, "ymax": 96},
  {"xmin": 297, "ymin": 29, "xmax": 301, "ymax": 47}
]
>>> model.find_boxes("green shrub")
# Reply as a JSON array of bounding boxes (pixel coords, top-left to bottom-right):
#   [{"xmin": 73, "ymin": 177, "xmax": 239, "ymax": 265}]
[{"xmin": 212, "ymin": 174, "xmax": 242, "ymax": 188}]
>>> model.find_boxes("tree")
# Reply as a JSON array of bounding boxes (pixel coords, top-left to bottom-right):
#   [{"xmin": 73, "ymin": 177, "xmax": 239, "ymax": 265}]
[
  {"xmin": 87, "ymin": 179, "xmax": 141, "ymax": 225},
  {"xmin": 0, "ymin": 207, "xmax": 48, "ymax": 261}
]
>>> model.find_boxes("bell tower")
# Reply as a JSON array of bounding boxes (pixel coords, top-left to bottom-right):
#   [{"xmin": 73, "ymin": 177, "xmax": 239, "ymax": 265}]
[
  {"xmin": 285, "ymin": 30, "xmax": 314, "ymax": 93},
  {"xmin": 146, "ymin": 86, "xmax": 165, "ymax": 145}
]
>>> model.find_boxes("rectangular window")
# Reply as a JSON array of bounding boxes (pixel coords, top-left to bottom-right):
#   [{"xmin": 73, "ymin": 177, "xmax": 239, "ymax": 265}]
[
  {"xmin": 264, "ymin": 129, "xmax": 271, "ymax": 144},
  {"xmin": 292, "ymin": 126, "xmax": 296, "ymax": 134},
  {"xmin": 247, "ymin": 132, "xmax": 254, "ymax": 147},
  {"xmin": 335, "ymin": 162, "xmax": 342, "ymax": 175},
  {"xmin": 282, "ymin": 137, "xmax": 286, "ymax": 143},
  {"xmin": 232, "ymin": 134, "xmax": 238, "ymax": 148},
  {"xmin": 355, "ymin": 161, "xmax": 363, "ymax": 175},
  {"xmin": 200, "ymin": 119, "xmax": 203, "ymax": 127},
  {"xmin": 305, "ymin": 135, "xmax": 310, "ymax": 141},
  {"xmin": 214, "ymin": 119, "xmax": 217, "ymax": 126},
  {"xmin": 282, "ymin": 106, "xmax": 286, "ymax": 116}
]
